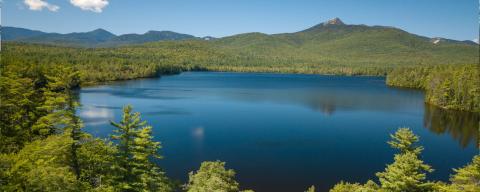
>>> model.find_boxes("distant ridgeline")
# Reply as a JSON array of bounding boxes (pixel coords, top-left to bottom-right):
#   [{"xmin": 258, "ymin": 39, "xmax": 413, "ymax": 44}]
[{"xmin": 2, "ymin": 18, "xmax": 479, "ymax": 111}]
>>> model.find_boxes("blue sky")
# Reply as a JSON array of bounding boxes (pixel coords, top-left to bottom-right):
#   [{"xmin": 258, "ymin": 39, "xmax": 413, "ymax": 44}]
[{"xmin": 3, "ymin": 0, "xmax": 479, "ymax": 41}]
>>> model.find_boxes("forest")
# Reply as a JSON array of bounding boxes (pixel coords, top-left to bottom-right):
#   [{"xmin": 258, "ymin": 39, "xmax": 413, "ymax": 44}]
[
  {"xmin": 1, "ymin": 41, "xmax": 479, "ymax": 191},
  {"xmin": 2, "ymin": 41, "xmax": 479, "ymax": 112},
  {"xmin": 387, "ymin": 64, "xmax": 480, "ymax": 112}
]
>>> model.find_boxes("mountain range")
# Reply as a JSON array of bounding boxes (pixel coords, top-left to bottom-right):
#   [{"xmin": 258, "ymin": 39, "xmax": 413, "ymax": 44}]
[
  {"xmin": 2, "ymin": 18, "xmax": 478, "ymax": 47},
  {"xmin": 1, "ymin": 27, "xmax": 199, "ymax": 47}
]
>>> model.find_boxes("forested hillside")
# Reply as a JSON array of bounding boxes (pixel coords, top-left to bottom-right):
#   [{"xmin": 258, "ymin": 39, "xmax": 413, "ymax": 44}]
[{"xmin": 2, "ymin": 19, "xmax": 479, "ymax": 111}]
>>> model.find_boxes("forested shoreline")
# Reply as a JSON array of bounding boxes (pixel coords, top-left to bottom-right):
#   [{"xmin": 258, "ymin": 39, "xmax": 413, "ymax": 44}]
[
  {"xmin": 3, "ymin": 42, "xmax": 479, "ymax": 112},
  {"xmin": 387, "ymin": 64, "xmax": 480, "ymax": 112}
]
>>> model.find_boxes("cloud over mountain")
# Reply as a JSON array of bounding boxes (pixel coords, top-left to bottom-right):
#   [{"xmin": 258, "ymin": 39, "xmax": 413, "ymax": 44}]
[
  {"xmin": 70, "ymin": 0, "xmax": 109, "ymax": 13},
  {"xmin": 24, "ymin": 0, "xmax": 59, "ymax": 12}
]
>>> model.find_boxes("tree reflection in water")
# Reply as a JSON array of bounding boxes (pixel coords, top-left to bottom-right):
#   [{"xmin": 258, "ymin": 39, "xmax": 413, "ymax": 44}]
[{"xmin": 424, "ymin": 104, "xmax": 479, "ymax": 148}]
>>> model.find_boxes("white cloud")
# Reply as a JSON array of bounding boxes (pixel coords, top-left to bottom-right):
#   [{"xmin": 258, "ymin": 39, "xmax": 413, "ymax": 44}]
[
  {"xmin": 24, "ymin": 0, "xmax": 59, "ymax": 12},
  {"xmin": 473, "ymin": 38, "xmax": 479, "ymax": 44},
  {"xmin": 70, "ymin": 0, "xmax": 109, "ymax": 13}
]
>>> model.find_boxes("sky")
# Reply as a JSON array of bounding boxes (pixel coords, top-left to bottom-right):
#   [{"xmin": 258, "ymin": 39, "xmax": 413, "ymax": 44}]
[{"xmin": 2, "ymin": 0, "xmax": 479, "ymax": 42}]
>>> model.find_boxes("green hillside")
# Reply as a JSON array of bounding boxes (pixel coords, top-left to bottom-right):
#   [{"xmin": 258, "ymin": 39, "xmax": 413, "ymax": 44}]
[
  {"xmin": 2, "ymin": 18, "xmax": 479, "ymax": 111},
  {"xmin": 206, "ymin": 18, "xmax": 477, "ymax": 72}
]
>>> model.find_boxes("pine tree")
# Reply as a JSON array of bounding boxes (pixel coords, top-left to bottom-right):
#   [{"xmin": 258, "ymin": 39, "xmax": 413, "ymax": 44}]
[
  {"xmin": 305, "ymin": 185, "xmax": 315, "ymax": 192},
  {"xmin": 387, "ymin": 127, "xmax": 423, "ymax": 155},
  {"xmin": 110, "ymin": 105, "xmax": 172, "ymax": 191},
  {"xmin": 186, "ymin": 161, "xmax": 240, "ymax": 192},
  {"xmin": 376, "ymin": 128, "xmax": 433, "ymax": 192},
  {"xmin": 0, "ymin": 134, "xmax": 84, "ymax": 191},
  {"xmin": 329, "ymin": 181, "xmax": 377, "ymax": 192},
  {"xmin": 41, "ymin": 66, "xmax": 83, "ymax": 178},
  {"xmin": 436, "ymin": 155, "xmax": 480, "ymax": 192}
]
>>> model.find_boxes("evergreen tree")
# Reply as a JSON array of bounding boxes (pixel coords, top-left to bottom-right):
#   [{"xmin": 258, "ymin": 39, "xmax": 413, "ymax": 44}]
[
  {"xmin": 435, "ymin": 155, "xmax": 480, "ymax": 192},
  {"xmin": 77, "ymin": 137, "xmax": 118, "ymax": 189},
  {"xmin": 329, "ymin": 181, "xmax": 377, "ymax": 192},
  {"xmin": 110, "ymin": 105, "xmax": 172, "ymax": 191},
  {"xmin": 45, "ymin": 66, "xmax": 83, "ymax": 179},
  {"xmin": 376, "ymin": 128, "xmax": 433, "ymax": 192},
  {"xmin": 0, "ymin": 134, "xmax": 84, "ymax": 191},
  {"xmin": 0, "ymin": 71, "xmax": 37, "ymax": 152},
  {"xmin": 387, "ymin": 127, "xmax": 423, "ymax": 155},
  {"xmin": 186, "ymin": 161, "xmax": 241, "ymax": 192},
  {"xmin": 305, "ymin": 185, "xmax": 315, "ymax": 192}
]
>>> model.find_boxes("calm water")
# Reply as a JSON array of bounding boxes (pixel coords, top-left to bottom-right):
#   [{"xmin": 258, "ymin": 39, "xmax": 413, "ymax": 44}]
[{"xmin": 79, "ymin": 72, "xmax": 479, "ymax": 192}]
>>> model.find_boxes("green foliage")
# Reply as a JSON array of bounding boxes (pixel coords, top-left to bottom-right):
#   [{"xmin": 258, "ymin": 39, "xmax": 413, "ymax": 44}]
[
  {"xmin": 435, "ymin": 155, "xmax": 480, "ymax": 192},
  {"xmin": 387, "ymin": 64, "xmax": 480, "ymax": 112},
  {"xmin": 186, "ymin": 161, "xmax": 241, "ymax": 192},
  {"xmin": 305, "ymin": 185, "xmax": 315, "ymax": 192},
  {"xmin": 329, "ymin": 181, "xmax": 378, "ymax": 192},
  {"xmin": 0, "ymin": 70, "xmax": 37, "ymax": 152},
  {"xmin": 450, "ymin": 155, "xmax": 480, "ymax": 190},
  {"xmin": 376, "ymin": 128, "xmax": 433, "ymax": 192},
  {"xmin": 3, "ymin": 37, "xmax": 479, "ymax": 112},
  {"xmin": 110, "ymin": 105, "xmax": 173, "ymax": 192},
  {"xmin": 0, "ymin": 134, "xmax": 85, "ymax": 191},
  {"xmin": 387, "ymin": 127, "xmax": 423, "ymax": 154},
  {"xmin": 0, "ymin": 58, "xmax": 82, "ymax": 152},
  {"xmin": 376, "ymin": 152, "xmax": 434, "ymax": 192},
  {"xmin": 3, "ymin": 25, "xmax": 480, "ymax": 111},
  {"xmin": 0, "ymin": 133, "xmax": 122, "ymax": 191},
  {"xmin": 77, "ymin": 137, "xmax": 118, "ymax": 189}
]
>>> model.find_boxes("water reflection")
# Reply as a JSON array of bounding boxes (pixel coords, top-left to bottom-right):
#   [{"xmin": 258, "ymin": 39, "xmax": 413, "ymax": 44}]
[
  {"xmin": 79, "ymin": 105, "xmax": 114, "ymax": 126},
  {"xmin": 424, "ymin": 104, "xmax": 479, "ymax": 148},
  {"xmin": 78, "ymin": 72, "xmax": 479, "ymax": 192}
]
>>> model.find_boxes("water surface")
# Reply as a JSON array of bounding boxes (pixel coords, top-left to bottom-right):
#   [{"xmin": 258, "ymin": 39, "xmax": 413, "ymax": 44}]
[{"xmin": 79, "ymin": 72, "xmax": 479, "ymax": 192}]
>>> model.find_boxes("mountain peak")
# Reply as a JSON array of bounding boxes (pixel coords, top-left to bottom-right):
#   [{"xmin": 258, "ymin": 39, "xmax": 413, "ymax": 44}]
[
  {"xmin": 324, "ymin": 18, "xmax": 345, "ymax": 26},
  {"xmin": 90, "ymin": 28, "xmax": 110, "ymax": 33},
  {"xmin": 87, "ymin": 28, "xmax": 115, "ymax": 37}
]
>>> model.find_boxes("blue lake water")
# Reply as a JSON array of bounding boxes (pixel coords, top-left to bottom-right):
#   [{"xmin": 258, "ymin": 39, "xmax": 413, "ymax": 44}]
[{"xmin": 79, "ymin": 72, "xmax": 479, "ymax": 192}]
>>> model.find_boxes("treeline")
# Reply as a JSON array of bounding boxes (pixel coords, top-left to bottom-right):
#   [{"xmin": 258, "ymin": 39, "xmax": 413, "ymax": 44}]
[
  {"xmin": 387, "ymin": 64, "xmax": 480, "ymax": 112},
  {"xmin": 3, "ymin": 42, "xmax": 479, "ymax": 111},
  {"xmin": 1, "ymin": 43, "xmax": 189, "ymax": 85}
]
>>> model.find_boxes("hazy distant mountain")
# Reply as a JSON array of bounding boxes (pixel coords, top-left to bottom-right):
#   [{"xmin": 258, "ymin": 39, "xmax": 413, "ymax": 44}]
[
  {"xmin": 22, "ymin": 28, "xmax": 116, "ymax": 47},
  {"xmin": 1, "ymin": 26, "xmax": 46, "ymax": 41},
  {"xmin": 103, "ymin": 30, "xmax": 196, "ymax": 47},
  {"xmin": 2, "ymin": 18, "xmax": 477, "ymax": 48},
  {"xmin": 1, "ymin": 27, "xmax": 197, "ymax": 47}
]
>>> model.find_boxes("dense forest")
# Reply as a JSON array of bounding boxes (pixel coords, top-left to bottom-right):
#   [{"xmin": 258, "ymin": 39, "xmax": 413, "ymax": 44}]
[
  {"xmin": 2, "ymin": 40, "xmax": 479, "ymax": 112},
  {"xmin": 387, "ymin": 64, "xmax": 480, "ymax": 112},
  {"xmin": 1, "ymin": 40, "xmax": 479, "ymax": 191}
]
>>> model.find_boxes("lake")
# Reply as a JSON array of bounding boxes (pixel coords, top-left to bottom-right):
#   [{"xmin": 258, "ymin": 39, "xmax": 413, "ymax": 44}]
[{"xmin": 78, "ymin": 72, "xmax": 479, "ymax": 191}]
